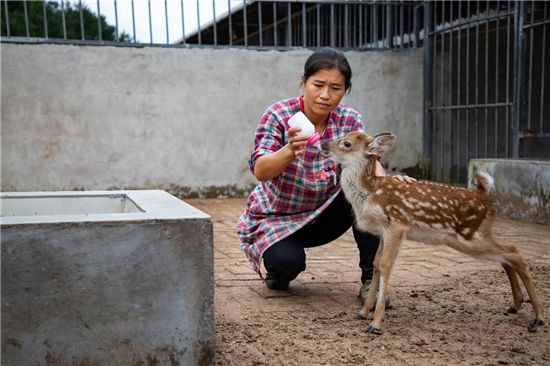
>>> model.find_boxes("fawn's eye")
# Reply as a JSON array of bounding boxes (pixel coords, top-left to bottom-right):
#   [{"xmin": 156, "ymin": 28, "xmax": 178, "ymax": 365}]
[{"xmin": 342, "ymin": 141, "xmax": 352, "ymax": 148}]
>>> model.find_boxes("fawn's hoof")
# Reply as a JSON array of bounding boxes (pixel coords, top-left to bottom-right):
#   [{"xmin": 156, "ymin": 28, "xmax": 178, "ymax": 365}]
[
  {"xmin": 507, "ymin": 307, "xmax": 518, "ymax": 314},
  {"xmin": 356, "ymin": 311, "xmax": 367, "ymax": 320},
  {"xmin": 528, "ymin": 319, "xmax": 544, "ymax": 333},
  {"xmin": 367, "ymin": 326, "xmax": 383, "ymax": 335}
]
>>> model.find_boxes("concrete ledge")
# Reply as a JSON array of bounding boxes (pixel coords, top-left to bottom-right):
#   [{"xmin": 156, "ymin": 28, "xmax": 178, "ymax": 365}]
[
  {"xmin": 1, "ymin": 190, "xmax": 215, "ymax": 365},
  {"xmin": 468, "ymin": 159, "xmax": 550, "ymax": 225}
]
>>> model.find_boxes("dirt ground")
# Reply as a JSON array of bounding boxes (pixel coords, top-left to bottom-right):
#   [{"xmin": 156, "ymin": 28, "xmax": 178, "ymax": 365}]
[
  {"xmin": 187, "ymin": 198, "xmax": 550, "ymax": 366},
  {"xmin": 215, "ymin": 264, "xmax": 549, "ymax": 366}
]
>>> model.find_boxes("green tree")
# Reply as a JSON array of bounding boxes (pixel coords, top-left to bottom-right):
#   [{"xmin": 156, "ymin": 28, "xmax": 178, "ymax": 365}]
[{"xmin": 1, "ymin": 1, "xmax": 131, "ymax": 42}]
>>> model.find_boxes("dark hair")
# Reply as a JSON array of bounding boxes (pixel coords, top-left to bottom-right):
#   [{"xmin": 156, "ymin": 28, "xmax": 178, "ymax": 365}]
[{"xmin": 303, "ymin": 48, "xmax": 352, "ymax": 92}]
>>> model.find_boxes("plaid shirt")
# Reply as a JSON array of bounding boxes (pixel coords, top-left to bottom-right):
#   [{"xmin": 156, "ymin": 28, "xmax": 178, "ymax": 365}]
[{"xmin": 237, "ymin": 96, "xmax": 365, "ymax": 277}]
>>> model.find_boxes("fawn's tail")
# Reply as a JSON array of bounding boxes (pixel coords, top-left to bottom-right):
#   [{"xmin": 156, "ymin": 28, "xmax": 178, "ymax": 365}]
[{"xmin": 475, "ymin": 172, "xmax": 495, "ymax": 197}]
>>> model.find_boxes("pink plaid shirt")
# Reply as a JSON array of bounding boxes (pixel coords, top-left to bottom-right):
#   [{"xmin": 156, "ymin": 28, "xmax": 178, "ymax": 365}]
[{"xmin": 237, "ymin": 96, "xmax": 365, "ymax": 277}]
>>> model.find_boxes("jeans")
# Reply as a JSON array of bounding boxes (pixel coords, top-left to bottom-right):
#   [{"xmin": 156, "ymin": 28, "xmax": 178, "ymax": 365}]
[{"xmin": 262, "ymin": 191, "xmax": 379, "ymax": 285}]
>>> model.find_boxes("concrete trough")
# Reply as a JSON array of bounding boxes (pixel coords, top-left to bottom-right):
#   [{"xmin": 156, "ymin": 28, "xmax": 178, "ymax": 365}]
[
  {"xmin": 1, "ymin": 190, "xmax": 215, "ymax": 365},
  {"xmin": 468, "ymin": 159, "xmax": 550, "ymax": 225}
]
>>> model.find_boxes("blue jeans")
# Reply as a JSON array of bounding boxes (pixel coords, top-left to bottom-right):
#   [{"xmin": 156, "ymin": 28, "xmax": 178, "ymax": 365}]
[{"xmin": 262, "ymin": 191, "xmax": 379, "ymax": 285}]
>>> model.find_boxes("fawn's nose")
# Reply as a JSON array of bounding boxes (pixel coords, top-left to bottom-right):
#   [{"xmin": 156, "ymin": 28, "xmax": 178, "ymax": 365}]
[{"xmin": 320, "ymin": 142, "xmax": 329, "ymax": 156}]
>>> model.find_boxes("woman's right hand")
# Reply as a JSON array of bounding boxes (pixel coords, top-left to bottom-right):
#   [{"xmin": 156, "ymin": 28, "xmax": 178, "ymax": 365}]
[
  {"xmin": 253, "ymin": 127, "xmax": 310, "ymax": 181},
  {"xmin": 287, "ymin": 127, "xmax": 309, "ymax": 158}
]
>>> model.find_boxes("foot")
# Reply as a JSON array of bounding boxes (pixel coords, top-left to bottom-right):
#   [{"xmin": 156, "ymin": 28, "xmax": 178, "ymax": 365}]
[
  {"xmin": 265, "ymin": 273, "xmax": 289, "ymax": 291},
  {"xmin": 358, "ymin": 280, "xmax": 392, "ymax": 309},
  {"xmin": 528, "ymin": 319, "xmax": 544, "ymax": 332},
  {"xmin": 367, "ymin": 325, "xmax": 383, "ymax": 335}
]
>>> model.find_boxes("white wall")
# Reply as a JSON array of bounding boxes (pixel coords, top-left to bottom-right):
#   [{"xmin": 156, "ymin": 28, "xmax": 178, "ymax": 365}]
[{"xmin": 1, "ymin": 43, "xmax": 423, "ymax": 197}]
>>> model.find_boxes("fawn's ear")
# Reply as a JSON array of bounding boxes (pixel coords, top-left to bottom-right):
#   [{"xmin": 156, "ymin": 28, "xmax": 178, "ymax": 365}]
[{"xmin": 365, "ymin": 133, "xmax": 396, "ymax": 155}]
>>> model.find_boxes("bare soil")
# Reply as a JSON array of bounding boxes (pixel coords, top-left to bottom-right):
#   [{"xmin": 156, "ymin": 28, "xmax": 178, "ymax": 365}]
[{"xmin": 215, "ymin": 264, "xmax": 549, "ymax": 366}]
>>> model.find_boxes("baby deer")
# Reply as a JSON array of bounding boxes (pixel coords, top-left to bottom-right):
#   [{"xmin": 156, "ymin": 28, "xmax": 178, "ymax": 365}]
[{"xmin": 321, "ymin": 131, "xmax": 544, "ymax": 335}]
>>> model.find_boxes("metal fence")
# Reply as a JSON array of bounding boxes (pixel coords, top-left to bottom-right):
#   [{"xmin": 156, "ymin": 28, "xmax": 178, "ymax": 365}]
[
  {"xmin": 184, "ymin": 1, "xmax": 423, "ymax": 49},
  {"xmin": 424, "ymin": 0, "xmax": 549, "ymax": 184},
  {"xmin": 0, "ymin": 0, "xmax": 422, "ymax": 49}
]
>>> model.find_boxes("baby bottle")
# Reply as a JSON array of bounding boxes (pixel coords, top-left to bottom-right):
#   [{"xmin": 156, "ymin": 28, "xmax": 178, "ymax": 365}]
[{"xmin": 287, "ymin": 111, "xmax": 321, "ymax": 145}]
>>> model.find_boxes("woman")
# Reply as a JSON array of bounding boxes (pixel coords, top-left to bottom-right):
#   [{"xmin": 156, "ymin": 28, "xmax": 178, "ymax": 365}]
[{"xmin": 237, "ymin": 48, "xmax": 413, "ymax": 299}]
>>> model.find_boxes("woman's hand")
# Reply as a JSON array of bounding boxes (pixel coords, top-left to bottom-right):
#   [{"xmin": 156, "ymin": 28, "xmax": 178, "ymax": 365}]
[
  {"xmin": 287, "ymin": 127, "xmax": 309, "ymax": 158},
  {"xmin": 253, "ymin": 127, "xmax": 310, "ymax": 181},
  {"xmin": 393, "ymin": 175, "xmax": 416, "ymax": 184}
]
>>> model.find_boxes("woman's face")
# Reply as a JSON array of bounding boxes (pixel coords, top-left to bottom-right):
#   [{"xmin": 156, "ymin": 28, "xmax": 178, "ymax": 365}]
[{"xmin": 302, "ymin": 68, "xmax": 346, "ymax": 123}]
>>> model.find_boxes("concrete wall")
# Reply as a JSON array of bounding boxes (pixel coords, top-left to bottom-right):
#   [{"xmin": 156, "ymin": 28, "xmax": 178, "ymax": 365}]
[
  {"xmin": 469, "ymin": 159, "xmax": 550, "ymax": 225},
  {"xmin": 1, "ymin": 43, "xmax": 423, "ymax": 197}
]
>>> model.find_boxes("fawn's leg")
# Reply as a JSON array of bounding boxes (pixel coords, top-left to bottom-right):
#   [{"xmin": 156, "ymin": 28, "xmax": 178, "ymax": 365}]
[
  {"xmin": 368, "ymin": 227, "xmax": 404, "ymax": 334},
  {"xmin": 465, "ymin": 234, "xmax": 545, "ymax": 330},
  {"xmin": 486, "ymin": 236, "xmax": 544, "ymax": 329},
  {"xmin": 502, "ymin": 263, "xmax": 524, "ymax": 313},
  {"xmin": 358, "ymin": 237, "xmax": 384, "ymax": 319}
]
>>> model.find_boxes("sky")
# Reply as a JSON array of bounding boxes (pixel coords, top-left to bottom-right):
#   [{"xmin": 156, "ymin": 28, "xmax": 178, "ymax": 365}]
[{"xmin": 74, "ymin": 0, "xmax": 243, "ymax": 44}]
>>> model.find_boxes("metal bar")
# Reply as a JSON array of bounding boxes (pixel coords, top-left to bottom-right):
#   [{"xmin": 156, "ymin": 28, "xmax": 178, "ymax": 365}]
[
  {"xmin": 484, "ymin": 0, "xmax": 489, "ymax": 157},
  {"xmin": 381, "ymin": 2, "xmax": 385, "ymax": 48},
  {"xmin": 243, "ymin": 0, "xmax": 248, "ymax": 46},
  {"xmin": 438, "ymin": 2, "xmax": 445, "ymax": 108},
  {"xmin": 316, "ymin": 3, "xmax": 320, "ymax": 47},
  {"xmin": 540, "ymin": 1, "xmax": 547, "ymax": 133},
  {"xmin": 114, "ymin": 0, "xmax": 119, "ymax": 41},
  {"xmin": 258, "ymin": 1, "xmax": 263, "ymax": 47},
  {"xmin": 273, "ymin": 2, "xmax": 277, "ymax": 46},
  {"xmin": 522, "ymin": 18, "xmax": 550, "ymax": 29},
  {"xmin": 423, "ymin": 1, "xmax": 433, "ymax": 179},
  {"xmin": 3, "ymin": 0, "xmax": 10, "ymax": 37},
  {"xmin": 287, "ymin": 1, "xmax": 291, "ymax": 47},
  {"xmin": 370, "ymin": 4, "xmax": 376, "ymax": 44},
  {"xmin": 428, "ymin": 11, "xmax": 514, "ymax": 36},
  {"xmin": 212, "ymin": 0, "xmax": 217, "ymax": 45},
  {"xmin": 80, "ymin": 0, "xmax": 85, "ymax": 40},
  {"xmin": 228, "ymin": 0, "xmax": 232, "ymax": 45},
  {"xmin": 196, "ymin": 0, "xmax": 201, "ymax": 45},
  {"xmin": 344, "ymin": 4, "xmax": 350, "ymax": 48},
  {"xmin": 148, "ymin": 0, "xmax": 153, "ymax": 44},
  {"xmin": 131, "ymin": 0, "xmax": 136, "ymax": 43},
  {"xmin": 413, "ymin": 4, "xmax": 418, "ymax": 48},
  {"xmin": 475, "ymin": 0, "xmax": 480, "ymax": 157},
  {"xmin": 97, "ymin": 0, "xmax": 102, "ymax": 41},
  {"xmin": 429, "ymin": 103, "xmax": 514, "ymax": 110},
  {"xmin": 23, "ymin": 0, "xmax": 29, "ymax": 37},
  {"xmin": 330, "ymin": 4, "xmax": 335, "ymax": 47},
  {"xmin": 449, "ymin": 0, "xmax": 454, "ymax": 180},
  {"xmin": 165, "ymin": 0, "xmax": 169, "ymax": 44},
  {"xmin": 505, "ymin": 0, "xmax": 512, "ymax": 156},
  {"xmin": 440, "ymin": 1, "xmax": 446, "ymax": 181},
  {"xmin": 386, "ymin": 3, "xmax": 392, "ymax": 48},
  {"xmin": 181, "ymin": 0, "xmax": 186, "ymax": 45},
  {"xmin": 457, "ymin": 1, "xmax": 462, "ymax": 180},
  {"xmin": 518, "ymin": 132, "xmax": 550, "ymax": 139},
  {"xmin": 526, "ymin": 0, "xmax": 535, "ymax": 131},
  {"xmin": 302, "ymin": 3, "xmax": 307, "ymax": 47},
  {"xmin": 374, "ymin": 2, "xmax": 378, "ymax": 46},
  {"xmin": 352, "ymin": 3, "xmax": 356, "ymax": 47},
  {"xmin": 399, "ymin": 2, "xmax": 411, "ymax": 48},
  {"xmin": 495, "ymin": 4, "xmax": 501, "ymax": 157},
  {"xmin": 61, "ymin": 0, "xmax": 67, "ymax": 39},
  {"xmin": 512, "ymin": 0, "xmax": 525, "ymax": 158},
  {"xmin": 359, "ymin": 3, "xmax": 363, "ymax": 46},
  {"xmin": 465, "ymin": 2, "xmax": 471, "ymax": 166},
  {"xmin": 43, "ymin": 0, "xmax": 48, "ymax": 39}
]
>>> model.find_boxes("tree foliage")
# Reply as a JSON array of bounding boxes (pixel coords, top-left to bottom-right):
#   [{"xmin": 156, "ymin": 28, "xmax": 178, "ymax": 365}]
[{"xmin": 1, "ymin": 1, "xmax": 131, "ymax": 42}]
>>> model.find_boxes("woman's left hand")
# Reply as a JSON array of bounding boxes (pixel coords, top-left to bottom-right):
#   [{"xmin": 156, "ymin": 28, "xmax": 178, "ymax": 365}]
[{"xmin": 393, "ymin": 175, "xmax": 416, "ymax": 184}]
